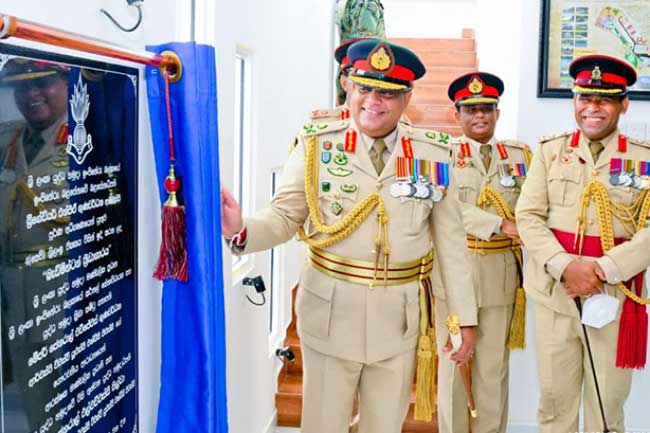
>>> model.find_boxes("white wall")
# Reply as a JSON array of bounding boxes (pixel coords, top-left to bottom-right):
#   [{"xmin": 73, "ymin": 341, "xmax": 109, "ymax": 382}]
[
  {"xmin": 209, "ymin": 1, "xmax": 335, "ymax": 432},
  {"xmin": 1, "ymin": 2, "xmax": 189, "ymax": 432},
  {"xmin": 384, "ymin": 0, "xmax": 650, "ymax": 431}
]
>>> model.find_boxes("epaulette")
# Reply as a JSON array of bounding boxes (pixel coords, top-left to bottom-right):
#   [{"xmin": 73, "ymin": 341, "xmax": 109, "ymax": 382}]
[
  {"xmin": 502, "ymin": 139, "xmax": 531, "ymax": 150},
  {"xmin": 309, "ymin": 107, "xmax": 342, "ymax": 120},
  {"xmin": 405, "ymin": 127, "xmax": 452, "ymax": 149},
  {"xmin": 627, "ymin": 136, "xmax": 650, "ymax": 149},
  {"xmin": 0, "ymin": 120, "xmax": 25, "ymax": 135},
  {"xmin": 538, "ymin": 131, "xmax": 572, "ymax": 144},
  {"xmin": 301, "ymin": 120, "xmax": 349, "ymax": 136}
]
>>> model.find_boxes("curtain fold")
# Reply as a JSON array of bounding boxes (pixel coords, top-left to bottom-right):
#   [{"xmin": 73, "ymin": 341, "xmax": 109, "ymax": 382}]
[{"xmin": 146, "ymin": 42, "xmax": 227, "ymax": 433}]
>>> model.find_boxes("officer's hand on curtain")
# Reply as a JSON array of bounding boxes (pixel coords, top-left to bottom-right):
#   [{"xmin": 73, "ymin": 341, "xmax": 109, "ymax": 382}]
[
  {"xmin": 444, "ymin": 326, "xmax": 477, "ymax": 366},
  {"xmin": 561, "ymin": 260, "xmax": 604, "ymax": 298},
  {"xmin": 220, "ymin": 186, "xmax": 244, "ymax": 238}
]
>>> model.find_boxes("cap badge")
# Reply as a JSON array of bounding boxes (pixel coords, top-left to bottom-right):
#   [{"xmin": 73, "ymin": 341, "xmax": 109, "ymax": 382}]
[
  {"xmin": 369, "ymin": 45, "xmax": 392, "ymax": 72},
  {"xmin": 591, "ymin": 65, "xmax": 602, "ymax": 81},
  {"xmin": 468, "ymin": 77, "xmax": 484, "ymax": 94}
]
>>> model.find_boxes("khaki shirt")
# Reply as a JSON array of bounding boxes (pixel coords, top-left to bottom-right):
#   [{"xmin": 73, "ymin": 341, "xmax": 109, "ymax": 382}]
[
  {"xmin": 451, "ymin": 135, "xmax": 530, "ymax": 307},
  {"xmin": 241, "ymin": 118, "xmax": 477, "ymax": 363},
  {"xmin": 516, "ymin": 129, "xmax": 650, "ymax": 317}
]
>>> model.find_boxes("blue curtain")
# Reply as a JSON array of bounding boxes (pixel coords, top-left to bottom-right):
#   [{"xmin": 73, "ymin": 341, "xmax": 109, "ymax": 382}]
[{"xmin": 146, "ymin": 42, "xmax": 228, "ymax": 433}]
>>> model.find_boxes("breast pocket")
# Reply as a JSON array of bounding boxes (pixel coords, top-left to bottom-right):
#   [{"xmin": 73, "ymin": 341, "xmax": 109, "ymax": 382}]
[
  {"xmin": 547, "ymin": 166, "xmax": 583, "ymax": 207},
  {"xmin": 400, "ymin": 196, "xmax": 434, "ymax": 236},
  {"xmin": 457, "ymin": 183, "xmax": 478, "ymax": 205},
  {"xmin": 502, "ymin": 187, "xmax": 521, "ymax": 209},
  {"xmin": 608, "ymin": 185, "xmax": 639, "ymax": 208},
  {"xmin": 318, "ymin": 187, "xmax": 359, "ymax": 225}
]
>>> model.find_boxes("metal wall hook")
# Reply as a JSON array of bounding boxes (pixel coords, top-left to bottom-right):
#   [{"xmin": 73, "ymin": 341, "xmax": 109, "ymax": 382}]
[
  {"xmin": 245, "ymin": 291, "xmax": 266, "ymax": 307},
  {"xmin": 100, "ymin": 0, "xmax": 144, "ymax": 33},
  {"xmin": 242, "ymin": 276, "xmax": 267, "ymax": 307}
]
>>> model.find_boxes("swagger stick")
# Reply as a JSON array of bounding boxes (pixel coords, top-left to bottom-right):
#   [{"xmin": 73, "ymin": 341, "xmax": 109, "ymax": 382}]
[
  {"xmin": 575, "ymin": 298, "xmax": 610, "ymax": 433},
  {"xmin": 446, "ymin": 315, "xmax": 477, "ymax": 418}
]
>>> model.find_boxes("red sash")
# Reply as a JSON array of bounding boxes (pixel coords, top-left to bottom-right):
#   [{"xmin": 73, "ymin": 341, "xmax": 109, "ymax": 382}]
[{"xmin": 552, "ymin": 229, "xmax": 647, "ymax": 369}]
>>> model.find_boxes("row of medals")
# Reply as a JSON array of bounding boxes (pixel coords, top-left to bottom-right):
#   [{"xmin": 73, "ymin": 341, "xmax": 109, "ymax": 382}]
[
  {"xmin": 610, "ymin": 171, "xmax": 650, "ymax": 190},
  {"xmin": 390, "ymin": 178, "xmax": 446, "ymax": 202}
]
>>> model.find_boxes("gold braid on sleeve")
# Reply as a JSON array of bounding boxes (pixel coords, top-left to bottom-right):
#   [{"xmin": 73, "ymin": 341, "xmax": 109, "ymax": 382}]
[
  {"xmin": 297, "ymin": 136, "xmax": 391, "ymax": 280},
  {"xmin": 576, "ymin": 180, "xmax": 650, "ymax": 305}
]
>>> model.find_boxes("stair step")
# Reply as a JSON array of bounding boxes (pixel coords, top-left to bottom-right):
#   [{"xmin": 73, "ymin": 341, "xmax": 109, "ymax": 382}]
[
  {"xmin": 276, "ymin": 373, "xmax": 439, "ymax": 431},
  {"xmin": 391, "ymin": 37, "xmax": 475, "ymax": 52},
  {"xmin": 417, "ymin": 51, "xmax": 477, "ymax": 68},
  {"xmin": 418, "ymin": 66, "xmax": 478, "ymax": 85},
  {"xmin": 410, "ymin": 90, "xmax": 455, "ymax": 107}
]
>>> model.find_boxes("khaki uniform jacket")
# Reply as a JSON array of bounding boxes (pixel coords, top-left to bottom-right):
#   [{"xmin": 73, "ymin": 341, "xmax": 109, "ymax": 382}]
[
  {"xmin": 451, "ymin": 135, "xmax": 530, "ymax": 307},
  {"xmin": 241, "ymin": 118, "xmax": 477, "ymax": 363},
  {"xmin": 0, "ymin": 118, "xmax": 70, "ymax": 334},
  {"xmin": 516, "ymin": 129, "xmax": 650, "ymax": 317}
]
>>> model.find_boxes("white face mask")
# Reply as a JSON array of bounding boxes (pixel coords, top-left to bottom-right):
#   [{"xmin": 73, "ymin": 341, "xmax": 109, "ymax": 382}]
[{"xmin": 581, "ymin": 293, "xmax": 620, "ymax": 329}]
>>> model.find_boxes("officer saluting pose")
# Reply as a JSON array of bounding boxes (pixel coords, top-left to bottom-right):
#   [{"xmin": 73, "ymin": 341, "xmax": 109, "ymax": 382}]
[
  {"xmin": 221, "ymin": 40, "xmax": 477, "ymax": 433},
  {"xmin": 516, "ymin": 54, "xmax": 650, "ymax": 433},
  {"xmin": 436, "ymin": 72, "xmax": 531, "ymax": 433}
]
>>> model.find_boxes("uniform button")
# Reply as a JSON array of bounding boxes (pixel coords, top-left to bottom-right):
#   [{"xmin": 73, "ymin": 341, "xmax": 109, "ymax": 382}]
[
  {"xmin": 592, "ymin": 170, "xmax": 599, "ymax": 176},
  {"xmin": 334, "ymin": 193, "xmax": 341, "ymax": 199},
  {"xmin": 486, "ymin": 178, "xmax": 491, "ymax": 184},
  {"xmin": 560, "ymin": 175, "xmax": 565, "ymax": 180},
  {"xmin": 626, "ymin": 187, "xmax": 631, "ymax": 193},
  {"xmin": 376, "ymin": 182, "xmax": 382, "ymax": 190},
  {"xmin": 369, "ymin": 282, "xmax": 375, "ymax": 289},
  {"xmin": 371, "ymin": 249, "xmax": 377, "ymax": 255},
  {"xmin": 459, "ymin": 184, "xmax": 465, "ymax": 188},
  {"xmin": 588, "ymin": 219, "xmax": 594, "ymax": 225}
]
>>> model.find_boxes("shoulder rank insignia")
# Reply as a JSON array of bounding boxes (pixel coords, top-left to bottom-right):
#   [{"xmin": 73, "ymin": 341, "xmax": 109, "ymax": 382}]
[
  {"xmin": 538, "ymin": 130, "xmax": 573, "ymax": 145},
  {"xmin": 405, "ymin": 127, "xmax": 451, "ymax": 149},
  {"xmin": 627, "ymin": 135, "xmax": 650, "ymax": 149}
]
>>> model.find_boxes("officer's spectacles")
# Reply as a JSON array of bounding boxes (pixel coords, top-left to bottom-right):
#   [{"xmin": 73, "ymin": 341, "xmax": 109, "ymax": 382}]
[{"xmin": 356, "ymin": 85, "xmax": 406, "ymax": 100}]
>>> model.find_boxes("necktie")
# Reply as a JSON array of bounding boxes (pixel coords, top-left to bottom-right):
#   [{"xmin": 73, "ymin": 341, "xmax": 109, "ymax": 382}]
[
  {"xmin": 479, "ymin": 144, "xmax": 492, "ymax": 171},
  {"xmin": 590, "ymin": 141, "xmax": 604, "ymax": 163},
  {"xmin": 24, "ymin": 131, "xmax": 44, "ymax": 165},
  {"xmin": 370, "ymin": 139, "xmax": 387, "ymax": 175}
]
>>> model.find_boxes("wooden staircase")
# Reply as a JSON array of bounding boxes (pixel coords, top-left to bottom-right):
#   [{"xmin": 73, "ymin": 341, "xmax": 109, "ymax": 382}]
[
  {"xmin": 275, "ymin": 31, "xmax": 479, "ymax": 432},
  {"xmin": 392, "ymin": 29, "xmax": 479, "ymax": 136},
  {"xmin": 275, "ymin": 288, "xmax": 437, "ymax": 432}
]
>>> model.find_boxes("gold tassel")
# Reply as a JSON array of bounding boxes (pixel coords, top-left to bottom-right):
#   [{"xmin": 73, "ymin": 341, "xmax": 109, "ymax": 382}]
[
  {"xmin": 414, "ymin": 334, "xmax": 434, "ymax": 421},
  {"xmin": 506, "ymin": 287, "xmax": 526, "ymax": 349},
  {"xmin": 427, "ymin": 327, "xmax": 438, "ymax": 413}
]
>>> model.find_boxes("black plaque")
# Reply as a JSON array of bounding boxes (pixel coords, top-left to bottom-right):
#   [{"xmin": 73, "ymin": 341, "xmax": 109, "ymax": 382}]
[{"xmin": 0, "ymin": 44, "xmax": 138, "ymax": 433}]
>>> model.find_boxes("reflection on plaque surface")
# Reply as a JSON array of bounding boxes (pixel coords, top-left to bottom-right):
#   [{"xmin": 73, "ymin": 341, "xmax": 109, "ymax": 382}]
[{"xmin": 0, "ymin": 44, "xmax": 138, "ymax": 433}]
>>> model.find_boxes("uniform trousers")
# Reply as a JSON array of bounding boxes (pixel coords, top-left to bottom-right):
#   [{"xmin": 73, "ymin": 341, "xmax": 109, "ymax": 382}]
[
  {"xmin": 534, "ymin": 303, "xmax": 632, "ymax": 433},
  {"xmin": 435, "ymin": 300, "xmax": 513, "ymax": 433},
  {"xmin": 301, "ymin": 343, "xmax": 415, "ymax": 433}
]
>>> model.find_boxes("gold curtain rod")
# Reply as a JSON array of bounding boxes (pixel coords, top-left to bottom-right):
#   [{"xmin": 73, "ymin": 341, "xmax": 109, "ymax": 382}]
[{"xmin": 0, "ymin": 14, "xmax": 182, "ymax": 81}]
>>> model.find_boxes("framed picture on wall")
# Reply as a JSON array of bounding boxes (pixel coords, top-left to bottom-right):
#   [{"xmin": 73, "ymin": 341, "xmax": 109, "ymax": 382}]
[{"xmin": 538, "ymin": 0, "xmax": 650, "ymax": 100}]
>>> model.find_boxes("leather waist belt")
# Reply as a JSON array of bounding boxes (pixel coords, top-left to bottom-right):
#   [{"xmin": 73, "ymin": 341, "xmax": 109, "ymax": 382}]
[
  {"xmin": 308, "ymin": 247, "xmax": 433, "ymax": 286},
  {"xmin": 551, "ymin": 228, "xmax": 628, "ymax": 257},
  {"xmin": 466, "ymin": 235, "xmax": 520, "ymax": 254}
]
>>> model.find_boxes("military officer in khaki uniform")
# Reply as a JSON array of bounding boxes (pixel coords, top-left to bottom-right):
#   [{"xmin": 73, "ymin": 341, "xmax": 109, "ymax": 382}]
[
  {"xmin": 221, "ymin": 40, "xmax": 478, "ymax": 433},
  {"xmin": 0, "ymin": 60, "xmax": 70, "ymax": 430},
  {"xmin": 516, "ymin": 55, "xmax": 650, "ymax": 433},
  {"xmin": 436, "ymin": 72, "xmax": 531, "ymax": 433}
]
